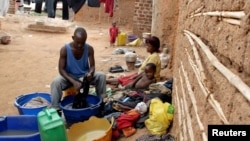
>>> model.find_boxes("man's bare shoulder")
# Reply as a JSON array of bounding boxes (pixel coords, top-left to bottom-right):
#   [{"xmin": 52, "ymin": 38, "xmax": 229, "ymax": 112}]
[{"xmin": 88, "ymin": 44, "xmax": 94, "ymax": 53}]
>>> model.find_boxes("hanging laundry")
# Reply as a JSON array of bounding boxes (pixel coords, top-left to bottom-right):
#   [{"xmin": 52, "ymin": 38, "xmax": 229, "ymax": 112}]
[
  {"xmin": 87, "ymin": 0, "xmax": 100, "ymax": 7},
  {"xmin": 104, "ymin": 0, "xmax": 114, "ymax": 17},
  {"xmin": 99, "ymin": 0, "xmax": 117, "ymax": 17},
  {"xmin": 0, "ymin": 0, "xmax": 9, "ymax": 16},
  {"xmin": 67, "ymin": 0, "xmax": 86, "ymax": 14},
  {"xmin": 99, "ymin": 0, "xmax": 106, "ymax": 3}
]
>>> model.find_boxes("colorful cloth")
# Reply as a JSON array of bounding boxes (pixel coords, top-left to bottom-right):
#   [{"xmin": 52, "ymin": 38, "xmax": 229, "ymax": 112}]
[
  {"xmin": 113, "ymin": 109, "xmax": 140, "ymax": 138},
  {"xmin": 118, "ymin": 72, "xmax": 138, "ymax": 86}
]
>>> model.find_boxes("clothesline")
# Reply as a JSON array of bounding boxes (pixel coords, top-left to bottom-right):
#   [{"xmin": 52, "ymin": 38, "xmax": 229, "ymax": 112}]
[{"xmin": 68, "ymin": 0, "xmax": 118, "ymax": 17}]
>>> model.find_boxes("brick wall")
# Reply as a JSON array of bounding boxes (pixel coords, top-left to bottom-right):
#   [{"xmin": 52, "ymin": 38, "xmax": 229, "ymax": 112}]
[
  {"xmin": 133, "ymin": 0, "xmax": 152, "ymax": 37},
  {"xmin": 74, "ymin": 0, "xmax": 152, "ymax": 37},
  {"xmin": 8, "ymin": 0, "xmax": 16, "ymax": 14}
]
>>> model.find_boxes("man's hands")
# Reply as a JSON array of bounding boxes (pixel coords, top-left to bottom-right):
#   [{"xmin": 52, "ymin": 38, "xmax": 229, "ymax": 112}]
[
  {"xmin": 86, "ymin": 72, "xmax": 93, "ymax": 81},
  {"xmin": 72, "ymin": 80, "xmax": 82, "ymax": 90},
  {"xmin": 72, "ymin": 73, "xmax": 92, "ymax": 90}
]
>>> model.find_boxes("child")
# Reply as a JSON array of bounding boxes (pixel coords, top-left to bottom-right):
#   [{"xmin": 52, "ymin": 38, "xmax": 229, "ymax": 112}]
[
  {"xmin": 113, "ymin": 63, "xmax": 157, "ymax": 91},
  {"xmin": 109, "ymin": 21, "xmax": 119, "ymax": 47},
  {"xmin": 107, "ymin": 36, "xmax": 161, "ymax": 86}
]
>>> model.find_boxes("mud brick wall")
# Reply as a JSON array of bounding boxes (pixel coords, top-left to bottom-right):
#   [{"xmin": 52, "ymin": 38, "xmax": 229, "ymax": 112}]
[
  {"xmin": 8, "ymin": 0, "xmax": 16, "ymax": 14},
  {"xmin": 133, "ymin": 0, "xmax": 152, "ymax": 37}
]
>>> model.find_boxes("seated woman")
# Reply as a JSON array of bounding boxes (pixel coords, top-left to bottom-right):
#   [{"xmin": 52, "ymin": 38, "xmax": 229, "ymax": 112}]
[{"xmin": 107, "ymin": 36, "xmax": 161, "ymax": 87}]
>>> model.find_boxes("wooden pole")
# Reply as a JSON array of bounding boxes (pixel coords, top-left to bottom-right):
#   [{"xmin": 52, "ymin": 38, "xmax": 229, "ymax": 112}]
[{"xmin": 184, "ymin": 29, "xmax": 250, "ymax": 102}]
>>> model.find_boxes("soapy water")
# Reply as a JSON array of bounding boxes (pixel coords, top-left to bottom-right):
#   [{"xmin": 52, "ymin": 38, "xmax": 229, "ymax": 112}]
[
  {"xmin": 64, "ymin": 103, "xmax": 95, "ymax": 110},
  {"xmin": 77, "ymin": 130, "xmax": 106, "ymax": 141},
  {"xmin": 0, "ymin": 130, "xmax": 38, "ymax": 136}
]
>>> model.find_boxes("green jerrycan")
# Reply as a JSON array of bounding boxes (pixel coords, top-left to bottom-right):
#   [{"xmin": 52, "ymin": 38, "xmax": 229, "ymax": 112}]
[{"xmin": 38, "ymin": 108, "xmax": 68, "ymax": 141}]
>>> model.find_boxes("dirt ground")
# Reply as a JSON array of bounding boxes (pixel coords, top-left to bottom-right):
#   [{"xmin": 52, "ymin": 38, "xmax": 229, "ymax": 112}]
[{"xmin": 0, "ymin": 12, "xmax": 173, "ymax": 140}]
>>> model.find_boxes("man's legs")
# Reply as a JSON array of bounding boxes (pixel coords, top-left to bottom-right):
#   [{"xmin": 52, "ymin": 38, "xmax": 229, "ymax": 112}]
[
  {"xmin": 50, "ymin": 75, "xmax": 71, "ymax": 109},
  {"xmin": 91, "ymin": 71, "xmax": 106, "ymax": 117},
  {"xmin": 91, "ymin": 71, "xmax": 107, "ymax": 98}
]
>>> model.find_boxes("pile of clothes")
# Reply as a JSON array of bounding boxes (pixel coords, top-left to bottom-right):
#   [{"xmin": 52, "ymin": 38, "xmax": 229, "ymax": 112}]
[{"xmin": 102, "ymin": 79, "xmax": 174, "ymax": 140}]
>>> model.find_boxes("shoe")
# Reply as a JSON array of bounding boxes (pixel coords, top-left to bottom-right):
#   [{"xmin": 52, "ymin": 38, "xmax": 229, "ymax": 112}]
[{"xmin": 109, "ymin": 65, "xmax": 124, "ymax": 73}]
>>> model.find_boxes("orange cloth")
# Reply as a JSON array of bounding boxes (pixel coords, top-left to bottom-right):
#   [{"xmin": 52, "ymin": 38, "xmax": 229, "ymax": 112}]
[
  {"xmin": 122, "ymin": 127, "xmax": 136, "ymax": 137},
  {"xmin": 113, "ymin": 109, "xmax": 140, "ymax": 138}
]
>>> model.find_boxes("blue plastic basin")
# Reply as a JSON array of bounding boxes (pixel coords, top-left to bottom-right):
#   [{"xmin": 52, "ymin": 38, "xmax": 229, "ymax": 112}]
[
  {"xmin": 127, "ymin": 35, "xmax": 138, "ymax": 42},
  {"xmin": 0, "ymin": 115, "xmax": 40, "ymax": 141},
  {"xmin": 59, "ymin": 95, "xmax": 101, "ymax": 125},
  {"xmin": 14, "ymin": 92, "xmax": 51, "ymax": 116}
]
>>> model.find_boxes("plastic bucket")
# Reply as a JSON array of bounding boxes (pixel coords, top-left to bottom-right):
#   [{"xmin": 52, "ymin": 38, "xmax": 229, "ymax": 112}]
[
  {"xmin": 0, "ymin": 115, "xmax": 41, "ymax": 141},
  {"xmin": 59, "ymin": 95, "xmax": 102, "ymax": 125},
  {"xmin": 68, "ymin": 116, "xmax": 113, "ymax": 141},
  {"xmin": 14, "ymin": 92, "xmax": 51, "ymax": 115},
  {"xmin": 127, "ymin": 35, "xmax": 137, "ymax": 42},
  {"xmin": 142, "ymin": 32, "xmax": 151, "ymax": 44},
  {"xmin": 125, "ymin": 52, "xmax": 137, "ymax": 62},
  {"xmin": 117, "ymin": 32, "xmax": 127, "ymax": 46}
]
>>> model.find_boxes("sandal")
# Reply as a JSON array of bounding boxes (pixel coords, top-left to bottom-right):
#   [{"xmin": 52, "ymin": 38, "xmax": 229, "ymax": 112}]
[{"xmin": 109, "ymin": 65, "xmax": 124, "ymax": 73}]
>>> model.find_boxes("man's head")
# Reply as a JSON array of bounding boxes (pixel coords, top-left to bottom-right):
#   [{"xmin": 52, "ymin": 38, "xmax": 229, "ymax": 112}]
[
  {"xmin": 72, "ymin": 27, "xmax": 87, "ymax": 48},
  {"xmin": 145, "ymin": 63, "xmax": 156, "ymax": 79}
]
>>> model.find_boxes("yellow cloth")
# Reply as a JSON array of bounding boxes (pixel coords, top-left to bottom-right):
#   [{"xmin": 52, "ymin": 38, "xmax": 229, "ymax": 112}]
[{"xmin": 138, "ymin": 52, "xmax": 161, "ymax": 82}]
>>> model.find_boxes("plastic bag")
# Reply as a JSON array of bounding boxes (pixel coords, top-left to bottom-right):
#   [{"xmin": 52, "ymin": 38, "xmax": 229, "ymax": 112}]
[
  {"xmin": 145, "ymin": 98, "xmax": 174, "ymax": 135},
  {"xmin": 126, "ymin": 38, "xmax": 142, "ymax": 46}
]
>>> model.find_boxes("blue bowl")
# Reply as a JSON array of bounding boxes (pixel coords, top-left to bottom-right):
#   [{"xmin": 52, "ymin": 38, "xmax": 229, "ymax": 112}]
[
  {"xmin": 59, "ymin": 95, "xmax": 101, "ymax": 125},
  {"xmin": 14, "ymin": 92, "xmax": 51, "ymax": 116},
  {"xmin": 0, "ymin": 115, "xmax": 41, "ymax": 141},
  {"xmin": 127, "ymin": 35, "xmax": 138, "ymax": 42}
]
